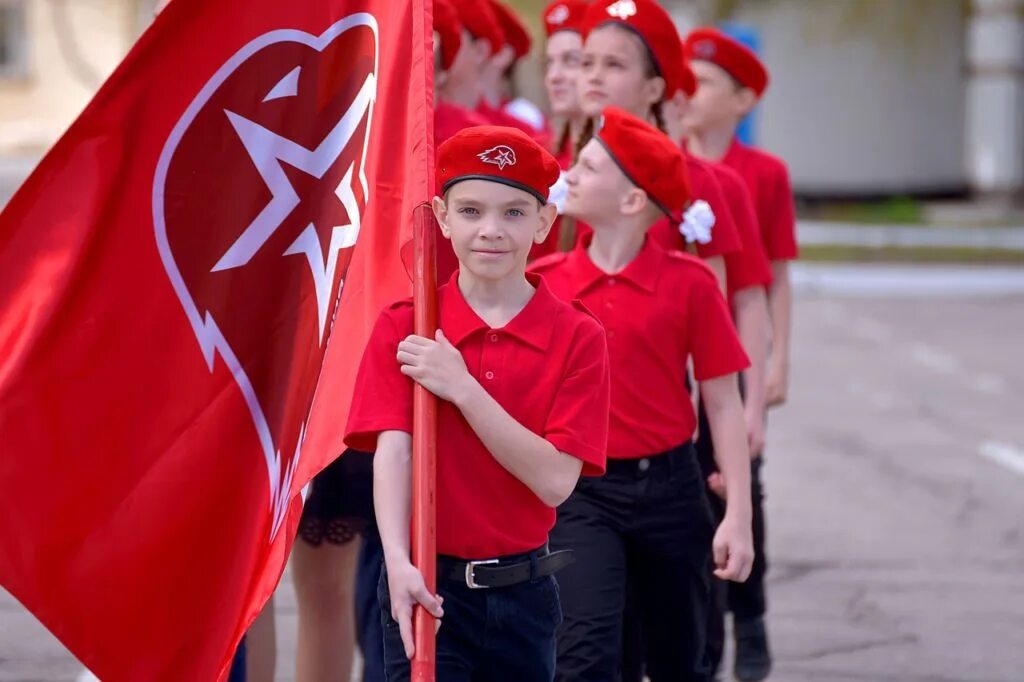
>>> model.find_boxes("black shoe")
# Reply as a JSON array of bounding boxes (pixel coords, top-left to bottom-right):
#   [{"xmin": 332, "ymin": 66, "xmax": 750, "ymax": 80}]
[{"xmin": 734, "ymin": 616, "xmax": 772, "ymax": 681}]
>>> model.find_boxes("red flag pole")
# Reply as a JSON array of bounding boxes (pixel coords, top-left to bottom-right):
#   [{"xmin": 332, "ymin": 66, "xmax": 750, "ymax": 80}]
[{"xmin": 411, "ymin": 203, "xmax": 439, "ymax": 681}]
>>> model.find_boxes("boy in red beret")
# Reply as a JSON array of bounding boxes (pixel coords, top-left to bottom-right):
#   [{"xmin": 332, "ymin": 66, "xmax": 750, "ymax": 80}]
[
  {"xmin": 345, "ymin": 125, "xmax": 611, "ymax": 682},
  {"xmin": 531, "ymin": 106, "xmax": 754, "ymax": 681},
  {"xmin": 682, "ymin": 27, "xmax": 800, "ymax": 682}
]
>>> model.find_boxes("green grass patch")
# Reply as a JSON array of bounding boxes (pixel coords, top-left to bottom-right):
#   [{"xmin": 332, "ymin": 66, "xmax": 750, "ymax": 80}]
[{"xmin": 799, "ymin": 244, "xmax": 1024, "ymax": 264}]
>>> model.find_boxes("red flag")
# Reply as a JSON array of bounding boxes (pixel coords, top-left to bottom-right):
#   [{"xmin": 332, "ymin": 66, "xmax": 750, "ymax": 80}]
[{"xmin": 0, "ymin": 0, "xmax": 434, "ymax": 679}]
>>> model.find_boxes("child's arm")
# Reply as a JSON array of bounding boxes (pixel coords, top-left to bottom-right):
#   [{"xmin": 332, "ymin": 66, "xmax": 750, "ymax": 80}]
[
  {"xmin": 398, "ymin": 330, "xmax": 584, "ymax": 507},
  {"xmin": 700, "ymin": 374, "xmax": 754, "ymax": 583},
  {"xmin": 766, "ymin": 260, "xmax": 792, "ymax": 407},
  {"xmin": 732, "ymin": 286, "xmax": 770, "ymax": 456},
  {"xmin": 705, "ymin": 255, "xmax": 728, "ymax": 297},
  {"xmin": 374, "ymin": 430, "xmax": 443, "ymax": 660}
]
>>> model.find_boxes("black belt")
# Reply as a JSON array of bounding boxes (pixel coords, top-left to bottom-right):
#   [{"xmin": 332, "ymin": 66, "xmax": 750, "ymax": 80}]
[
  {"xmin": 439, "ymin": 548, "xmax": 574, "ymax": 589},
  {"xmin": 605, "ymin": 442, "xmax": 695, "ymax": 477}
]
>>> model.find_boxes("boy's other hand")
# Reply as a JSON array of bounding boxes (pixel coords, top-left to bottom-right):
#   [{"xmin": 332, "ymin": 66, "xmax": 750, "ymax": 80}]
[
  {"xmin": 386, "ymin": 560, "xmax": 444, "ymax": 659},
  {"xmin": 765, "ymin": 362, "xmax": 789, "ymax": 408},
  {"xmin": 712, "ymin": 516, "xmax": 754, "ymax": 583},
  {"xmin": 744, "ymin": 405, "xmax": 765, "ymax": 459},
  {"xmin": 397, "ymin": 330, "xmax": 475, "ymax": 403}
]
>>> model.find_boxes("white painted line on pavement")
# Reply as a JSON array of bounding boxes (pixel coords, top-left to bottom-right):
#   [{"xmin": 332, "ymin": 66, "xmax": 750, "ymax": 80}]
[
  {"xmin": 978, "ymin": 441, "xmax": 1024, "ymax": 477},
  {"xmin": 971, "ymin": 372, "xmax": 1008, "ymax": 396},
  {"xmin": 792, "ymin": 264, "xmax": 1024, "ymax": 299},
  {"xmin": 910, "ymin": 342, "xmax": 961, "ymax": 375}
]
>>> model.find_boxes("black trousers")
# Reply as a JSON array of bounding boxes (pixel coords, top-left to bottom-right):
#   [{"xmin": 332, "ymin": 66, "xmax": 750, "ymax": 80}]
[
  {"xmin": 551, "ymin": 444, "xmax": 715, "ymax": 682},
  {"xmin": 695, "ymin": 405, "xmax": 768, "ymax": 674},
  {"xmin": 378, "ymin": 553, "xmax": 562, "ymax": 681}
]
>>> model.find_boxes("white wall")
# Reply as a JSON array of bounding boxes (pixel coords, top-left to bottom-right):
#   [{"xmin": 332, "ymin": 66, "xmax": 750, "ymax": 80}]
[
  {"xmin": 0, "ymin": 0, "xmax": 149, "ymax": 154},
  {"xmin": 730, "ymin": 0, "xmax": 969, "ymax": 196}
]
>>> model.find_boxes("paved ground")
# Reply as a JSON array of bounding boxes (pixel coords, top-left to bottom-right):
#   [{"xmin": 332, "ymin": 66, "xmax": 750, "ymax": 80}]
[{"xmin": 3, "ymin": 267, "xmax": 1024, "ymax": 681}]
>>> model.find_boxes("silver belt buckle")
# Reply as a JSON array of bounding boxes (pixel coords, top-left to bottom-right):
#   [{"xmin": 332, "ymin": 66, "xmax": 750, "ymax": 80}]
[{"xmin": 465, "ymin": 559, "xmax": 499, "ymax": 589}]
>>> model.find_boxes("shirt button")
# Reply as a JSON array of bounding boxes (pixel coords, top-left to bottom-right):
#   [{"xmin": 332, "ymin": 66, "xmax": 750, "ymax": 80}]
[
  {"xmin": 638, "ymin": 458, "xmax": 650, "ymax": 472},
  {"xmin": 490, "ymin": 333, "xmax": 499, "ymax": 342},
  {"xmin": 607, "ymin": 331, "xmax": 616, "ymax": 339},
  {"xmin": 485, "ymin": 371, "xmax": 495, "ymax": 380},
  {"xmin": 608, "ymin": 278, "xmax": 616, "ymax": 286}
]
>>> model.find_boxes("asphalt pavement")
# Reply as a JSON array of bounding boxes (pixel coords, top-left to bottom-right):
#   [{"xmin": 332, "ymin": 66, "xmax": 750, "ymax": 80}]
[{"xmin": 2, "ymin": 266, "xmax": 1023, "ymax": 682}]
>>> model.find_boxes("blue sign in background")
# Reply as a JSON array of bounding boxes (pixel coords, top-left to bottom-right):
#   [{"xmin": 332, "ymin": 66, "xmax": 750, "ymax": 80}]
[{"xmin": 719, "ymin": 21, "xmax": 760, "ymax": 146}]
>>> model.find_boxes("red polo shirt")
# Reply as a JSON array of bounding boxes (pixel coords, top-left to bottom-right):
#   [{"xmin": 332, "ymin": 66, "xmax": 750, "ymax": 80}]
[
  {"xmin": 648, "ymin": 159, "xmax": 772, "ymax": 300},
  {"xmin": 647, "ymin": 152, "xmax": 742, "ymax": 262},
  {"xmin": 531, "ymin": 238, "xmax": 749, "ymax": 459},
  {"xmin": 711, "ymin": 162, "xmax": 773, "ymax": 297},
  {"xmin": 721, "ymin": 139, "xmax": 799, "ymax": 261},
  {"xmin": 345, "ymin": 273, "xmax": 611, "ymax": 559}
]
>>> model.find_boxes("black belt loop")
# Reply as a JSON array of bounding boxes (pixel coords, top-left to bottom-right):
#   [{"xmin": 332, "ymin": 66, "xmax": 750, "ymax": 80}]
[{"xmin": 528, "ymin": 551, "xmax": 539, "ymax": 582}]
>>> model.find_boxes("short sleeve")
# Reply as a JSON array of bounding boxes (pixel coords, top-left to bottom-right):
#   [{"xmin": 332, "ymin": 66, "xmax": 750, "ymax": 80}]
[
  {"xmin": 542, "ymin": 314, "xmax": 610, "ymax": 476},
  {"xmin": 689, "ymin": 162, "xmax": 742, "ymax": 259},
  {"xmin": 720, "ymin": 173, "xmax": 773, "ymax": 296},
  {"xmin": 343, "ymin": 306, "xmax": 414, "ymax": 451},
  {"xmin": 761, "ymin": 162, "xmax": 799, "ymax": 261},
  {"xmin": 688, "ymin": 275, "xmax": 750, "ymax": 381}
]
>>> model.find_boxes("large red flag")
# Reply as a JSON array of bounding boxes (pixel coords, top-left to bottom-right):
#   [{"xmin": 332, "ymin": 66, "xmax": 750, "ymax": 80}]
[{"xmin": 0, "ymin": 0, "xmax": 433, "ymax": 679}]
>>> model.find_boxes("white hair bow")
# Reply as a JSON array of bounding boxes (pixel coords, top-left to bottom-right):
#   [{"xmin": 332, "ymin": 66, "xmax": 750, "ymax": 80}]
[{"xmin": 680, "ymin": 199, "xmax": 715, "ymax": 245}]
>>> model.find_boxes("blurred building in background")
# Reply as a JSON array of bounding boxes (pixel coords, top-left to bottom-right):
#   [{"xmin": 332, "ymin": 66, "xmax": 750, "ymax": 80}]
[
  {"xmin": 1, "ymin": 0, "xmax": 1022, "ymax": 205},
  {"xmin": 0, "ymin": 0, "xmax": 158, "ymax": 154}
]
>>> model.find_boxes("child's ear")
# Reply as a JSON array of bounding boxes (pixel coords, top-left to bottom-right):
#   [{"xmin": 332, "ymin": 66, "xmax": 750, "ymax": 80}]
[
  {"xmin": 470, "ymin": 37, "xmax": 492, "ymax": 66},
  {"xmin": 644, "ymin": 76, "xmax": 667, "ymax": 111},
  {"xmin": 735, "ymin": 87, "xmax": 759, "ymax": 117},
  {"xmin": 432, "ymin": 195, "xmax": 453, "ymax": 240},
  {"xmin": 535, "ymin": 202, "xmax": 559, "ymax": 244},
  {"xmin": 620, "ymin": 187, "xmax": 648, "ymax": 217}
]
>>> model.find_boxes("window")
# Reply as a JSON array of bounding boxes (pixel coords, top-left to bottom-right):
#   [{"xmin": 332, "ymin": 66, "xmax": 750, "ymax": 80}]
[{"xmin": 0, "ymin": 0, "xmax": 28, "ymax": 79}]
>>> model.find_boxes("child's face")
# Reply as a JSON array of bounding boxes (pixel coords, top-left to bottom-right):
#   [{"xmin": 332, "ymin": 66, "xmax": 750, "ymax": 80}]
[
  {"xmin": 563, "ymin": 139, "xmax": 641, "ymax": 223},
  {"xmin": 682, "ymin": 60, "xmax": 753, "ymax": 134},
  {"xmin": 444, "ymin": 30, "xmax": 489, "ymax": 94},
  {"xmin": 579, "ymin": 25, "xmax": 664, "ymax": 120},
  {"xmin": 434, "ymin": 181, "xmax": 556, "ymax": 281},
  {"xmin": 545, "ymin": 32, "xmax": 584, "ymax": 118}
]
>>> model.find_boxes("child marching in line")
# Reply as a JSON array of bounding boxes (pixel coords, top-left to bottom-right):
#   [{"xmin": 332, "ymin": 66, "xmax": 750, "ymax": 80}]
[
  {"xmin": 565, "ymin": 0, "xmax": 745, "ymax": 292},
  {"xmin": 682, "ymin": 27, "xmax": 801, "ymax": 681},
  {"xmin": 532, "ymin": 103, "xmax": 754, "ymax": 681},
  {"xmin": 345, "ymin": 126, "xmax": 611, "ymax": 682}
]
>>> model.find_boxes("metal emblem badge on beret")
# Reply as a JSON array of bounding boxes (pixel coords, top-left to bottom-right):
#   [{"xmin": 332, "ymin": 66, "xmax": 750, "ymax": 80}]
[
  {"xmin": 548, "ymin": 4, "xmax": 570, "ymax": 25},
  {"xmin": 606, "ymin": 0, "xmax": 637, "ymax": 20},
  {"xmin": 478, "ymin": 145, "xmax": 517, "ymax": 170},
  {"xmin": 693, "ymin": 39, "xmax": 716, "ymax": 59}
]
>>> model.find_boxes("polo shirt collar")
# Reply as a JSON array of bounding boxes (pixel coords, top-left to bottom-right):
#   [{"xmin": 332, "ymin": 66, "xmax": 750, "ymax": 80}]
[
  {"xmin": 567, "ymin": 234, "xmax": 663, "ymax": 294},
  {"xmin": 439, "ymin": 271, "xmax": 557, "ymax": 351}
]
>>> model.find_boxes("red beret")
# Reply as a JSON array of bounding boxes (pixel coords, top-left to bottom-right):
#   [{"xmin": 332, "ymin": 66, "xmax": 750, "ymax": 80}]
[
  {"xmin": 438, "ymin": 126, "xmax": 561, "ymax": 203},
  {"xmin": 684, "ymin": 28, "xmax": 769, "ymax": 96},
  {"xmin": 433, "ymin": 0, "xmax": 462, "ymax": 72},
  {"xmin": 593, "ymin": 106, "xmax": 690, "ymax": 221},
  {"xmin": 543, "ymin": 1, "xmax": 588, "ymax": 37},
  {"xmin": 449, "ymin": 0, "xmax": 504, "ymax": 57},
  {"xmin": 489, "ymin": 1, "xmax": 532, "ymax": 60},
  {"xmin": 581, "ymin": 0, "xmax": 684, "ymax": 102}
]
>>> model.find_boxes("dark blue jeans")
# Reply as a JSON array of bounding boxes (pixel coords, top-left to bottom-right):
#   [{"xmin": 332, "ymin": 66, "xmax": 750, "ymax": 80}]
[
  {"xmin": 377, "ymin": 557, "xmax": 562, "ymax": 681},
  {"xmin": 357, "ymin": 528, "xmax": 386, "ymax": 682}
]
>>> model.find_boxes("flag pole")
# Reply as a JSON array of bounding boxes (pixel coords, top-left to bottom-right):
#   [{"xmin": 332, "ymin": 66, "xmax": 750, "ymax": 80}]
[{"xmin": 411, "ymin": 203, "xmax": 439, "ymax": 681}]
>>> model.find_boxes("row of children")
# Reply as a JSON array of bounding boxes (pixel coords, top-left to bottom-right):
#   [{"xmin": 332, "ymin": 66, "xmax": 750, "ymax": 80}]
[{"xmin": 237, "ymin": 1, "xmax": 799, "ymax": 681}]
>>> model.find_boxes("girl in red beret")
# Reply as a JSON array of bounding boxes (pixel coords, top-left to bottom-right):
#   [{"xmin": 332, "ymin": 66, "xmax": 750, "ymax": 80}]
[
  {"xmin": 531, "ymin": 106, "xmax": 754, "ymax": 682},
  {"xmin": 564, "ymin": 0, "xmax": 749, "ymax": 295}
]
